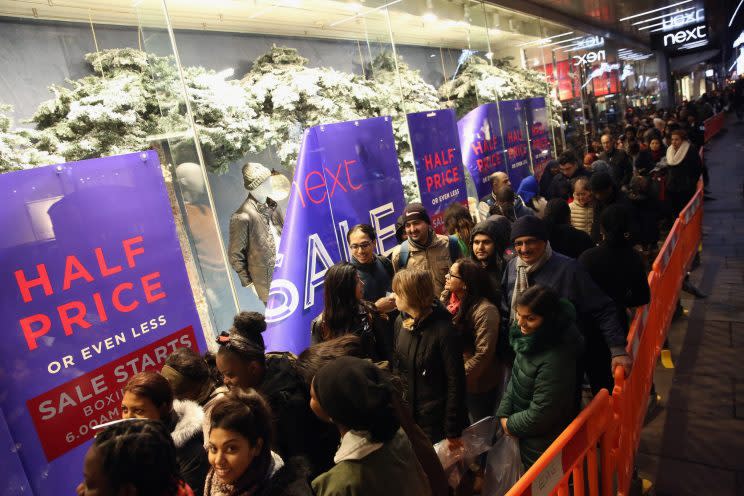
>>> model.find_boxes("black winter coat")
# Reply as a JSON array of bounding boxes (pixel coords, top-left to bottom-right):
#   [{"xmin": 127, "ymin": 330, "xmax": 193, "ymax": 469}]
[
  {"xmin": 666, "ymin": 144, "xmax": 702, "ymax": 193},
  {"xmin": 579, "ymin": 244, "xmax": 650, "ymax": 330},
  {"xmin": 548, "ymin": 224, "xmax": 595, "ymax": 259},
  {"xmin": 590, "ymin": 189, "xmax": 637, "ymax": 244},
  {"xmin": 547, "ymin": 168, "xmax": 591, "ymax": 200},
  {"xmin": 393, "ymin": 303, "xmax": 467, "ymax": 443},
  {"xmin": 598, "ymin": 149, "xmax": 633, "ymax": 187}
]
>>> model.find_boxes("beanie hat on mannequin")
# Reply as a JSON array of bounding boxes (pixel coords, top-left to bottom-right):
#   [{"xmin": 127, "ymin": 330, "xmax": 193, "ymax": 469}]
[
  {"xmin": 242, "ymin": 162, "xmax": 272, "ymax": 191},
  {"xmin": 402, "ymin": 203, "xmax": 431, "ymax": 225},
  {"xmin": 510, "ymin": 215, "xmax": 548, "ymax": 242}
]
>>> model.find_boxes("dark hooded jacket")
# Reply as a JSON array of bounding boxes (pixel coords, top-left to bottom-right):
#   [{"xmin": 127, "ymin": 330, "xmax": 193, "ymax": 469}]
[
  {"xmin": 590, "ymin": 187, "xmax": 636, "ymax": 244},
  {"xmin": 496, "ymin": 300, "xmax": 583, "ymax": 468},
  {"xmin": 469, "ymin": 217, "xmax": 511, "ymax": 303},
  {"xmin": 547, "ymin": 168, "xmax": 591, "ymax": 200},
  {"xmin": 393, "ymin": 302, "xmax": 467, "ymax": 443},
  {"xmin": 598, "ymin": 148, "xmax": 633, "ymax": 187}
]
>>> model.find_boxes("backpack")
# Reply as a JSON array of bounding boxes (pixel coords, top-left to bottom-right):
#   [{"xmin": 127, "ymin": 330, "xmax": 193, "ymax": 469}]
[{"xmin": 398, "ymin": 235, "xmax": 461, "ymax": 268}]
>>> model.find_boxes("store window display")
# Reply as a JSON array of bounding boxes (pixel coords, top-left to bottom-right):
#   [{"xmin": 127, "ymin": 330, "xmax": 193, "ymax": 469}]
[
  {"xmin": 0, "ymin": 0, "xmax": 569, "ymax": 332},
  {"xmin": 228, "ymin": 163, "xmax": 284, "ymax": 304}
]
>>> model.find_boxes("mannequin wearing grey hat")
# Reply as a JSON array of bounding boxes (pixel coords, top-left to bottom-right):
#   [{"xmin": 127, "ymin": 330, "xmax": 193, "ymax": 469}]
[{"xmin": 228, "ymin": 162, "xmax": 285, "ymax": 303}]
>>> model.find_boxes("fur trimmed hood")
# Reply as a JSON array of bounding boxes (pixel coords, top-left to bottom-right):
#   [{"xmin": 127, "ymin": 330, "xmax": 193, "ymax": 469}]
[{"xmin": 171, "ymin": 399, "xmax": 205, "ymax": 448}]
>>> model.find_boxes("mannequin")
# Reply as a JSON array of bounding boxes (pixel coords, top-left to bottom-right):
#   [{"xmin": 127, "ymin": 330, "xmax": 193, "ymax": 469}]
[{"xmin": 228, "ymin": 162, "xmax": 285, "ymax": 303}]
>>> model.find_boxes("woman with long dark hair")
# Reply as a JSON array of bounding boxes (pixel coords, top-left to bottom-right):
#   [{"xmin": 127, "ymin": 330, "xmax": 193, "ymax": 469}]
[
  {"xmin": 310, "ymin": 262, "xmax": 390, "ymax": 361},
  {"xmin": 496, "ymin": 285, "xmax": 583, "ymax": 469},
  {"xmin": 443, "ymin": 202, "xmax": 474, "ymax": 257},
  {"xmin": 442, "ymin": 258, "xmax": 502, "ymax": 422}
]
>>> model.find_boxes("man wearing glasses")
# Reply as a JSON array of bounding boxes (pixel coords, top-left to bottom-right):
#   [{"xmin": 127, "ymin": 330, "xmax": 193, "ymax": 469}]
[{"xmin": 502, "ymin": 216, "xmax": 632, "ymax": 395}]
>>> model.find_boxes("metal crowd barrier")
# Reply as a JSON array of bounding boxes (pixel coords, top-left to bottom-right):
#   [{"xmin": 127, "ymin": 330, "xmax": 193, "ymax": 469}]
[{"xmin": 505, "ymin": 178, "xmax": 705, "ymax": 496}]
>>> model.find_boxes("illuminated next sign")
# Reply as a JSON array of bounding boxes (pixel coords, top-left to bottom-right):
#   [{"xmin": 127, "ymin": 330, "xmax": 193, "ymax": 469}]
[
  {"xmin": 661, "ymin": 8, "xmax": 705, "ymax": 32},
  {"xmin": 663, "ymin": 25, "xmax": 706, "ymax": 46}
]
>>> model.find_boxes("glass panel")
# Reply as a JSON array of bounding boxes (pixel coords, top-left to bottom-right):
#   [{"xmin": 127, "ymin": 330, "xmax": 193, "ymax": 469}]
[{"xmin": 151, "ymin": 0, "xmax": 398, "ymax": 324}]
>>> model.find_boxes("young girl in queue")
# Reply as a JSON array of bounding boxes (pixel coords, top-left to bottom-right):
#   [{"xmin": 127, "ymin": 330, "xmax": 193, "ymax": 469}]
[
  {"xmin": 496, "ymin": 285, "xmax": 583, "ymax": 469},
  {"xmin": 204, "ymin": 391, "xmax": 312, "ymax": 496},
  {"xmin": 121, "ymin": 372, "xmax": 209, "ymax": 495},
  {"xmin": 77, "ymin": 419, "xmax": 194, "ymax": 496}
]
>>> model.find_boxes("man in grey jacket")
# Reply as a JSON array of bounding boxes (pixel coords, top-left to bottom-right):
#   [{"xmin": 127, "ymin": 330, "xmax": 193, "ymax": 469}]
[
  {"xmin": 228, "ymin": 162, "xmax": 284, "ymax": 303},
  {"xmin": 501, "ymin": 216, "xmax": 632, "ymax": 394}
]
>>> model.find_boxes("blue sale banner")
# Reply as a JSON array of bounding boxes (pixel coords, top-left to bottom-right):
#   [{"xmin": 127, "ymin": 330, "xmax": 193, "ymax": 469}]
[
  {"xmin": 499, "ymin": 99, "xmax": 532, "ymax": 187},
  {"xmin": 264, "ymin": 116, "xmax": 406, "ymax": 354},
  {"xmin": 526, "ymin": 97, "xmax": 554, "ymax": 180},
  {"xmin": 457, "ymin": 103, "xmax": 506, "ymax": 200},
  {"xmin": 0, "ymin": 409, "xmax": 32, "ymax": 496},
  {"xmin": 407, "ymin": 109, "xmax": 468, "ymax": 234},
  {"xmin": 0, "ymin": 151, "xmax": 207, "ymax": 494}
]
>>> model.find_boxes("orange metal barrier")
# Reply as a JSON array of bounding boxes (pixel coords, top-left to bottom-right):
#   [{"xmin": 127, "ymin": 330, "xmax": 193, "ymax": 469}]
[
  {"xmin": 505, "ymin": 390, "xmax": 614, "ymax": 496},
  {"xmin": 506, "ymin": 179, "xmax": 705, "ymax": 496},
  {"xmin": 703, "ymin": 113, "xmax": 724, "ymax": 143}
]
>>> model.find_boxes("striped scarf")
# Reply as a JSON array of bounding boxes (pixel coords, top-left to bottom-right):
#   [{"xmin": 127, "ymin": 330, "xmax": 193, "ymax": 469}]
[{"xmin": 510, "ymin": 242, "xmax": 553, "ymax": 321}]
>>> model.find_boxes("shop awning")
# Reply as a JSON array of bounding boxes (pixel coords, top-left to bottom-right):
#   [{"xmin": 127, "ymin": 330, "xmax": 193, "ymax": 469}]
[{"xmin": 669, "ymin": 49, "xmax": 720, "ymax": 72}]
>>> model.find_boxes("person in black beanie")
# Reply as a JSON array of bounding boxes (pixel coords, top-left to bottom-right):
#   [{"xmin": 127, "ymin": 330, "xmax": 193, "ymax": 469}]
[
  {"xmin": 310, "ymin": 357, "xmax": 430, "ymax": 496},
  {"xmin": 539, "ymin": 160, "xmax": 560, "ymax": 199},
  {"xmin": 502, "ymin": 216, "xmax": 632, "ymax": 394}
]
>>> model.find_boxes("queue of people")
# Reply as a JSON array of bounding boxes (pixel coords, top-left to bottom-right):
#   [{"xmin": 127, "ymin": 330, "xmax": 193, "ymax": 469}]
[{"xmin": 81, "ymin": 102, "xmax": 721, "ymax": 496}]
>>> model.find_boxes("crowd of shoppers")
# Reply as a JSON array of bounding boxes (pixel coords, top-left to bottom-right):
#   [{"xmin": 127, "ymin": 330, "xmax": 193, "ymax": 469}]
[{"xmin": 79, "ymin": 100, "xmax": 723, "ymax": 496}]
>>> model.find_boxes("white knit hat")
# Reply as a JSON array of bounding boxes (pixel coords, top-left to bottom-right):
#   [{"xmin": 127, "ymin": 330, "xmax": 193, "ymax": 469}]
[{"xmin": 242, "ymin": 162, "xmax": 272, "ymax": 191}]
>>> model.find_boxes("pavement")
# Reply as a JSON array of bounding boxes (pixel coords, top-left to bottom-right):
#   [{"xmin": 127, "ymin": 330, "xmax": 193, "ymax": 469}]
[{"xmin": 635, "ymin": 114, "xmax": 744, "ymax": 496}]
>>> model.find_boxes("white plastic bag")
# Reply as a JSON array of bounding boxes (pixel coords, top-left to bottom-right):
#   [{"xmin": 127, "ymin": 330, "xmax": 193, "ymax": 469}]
[
  {"xmin": 482, "ymin": 429, "xmax": 524, "ymax": 496},
  {"xmin": 433, "ymin": 439, "xmax": 466, "ymax": 488}
]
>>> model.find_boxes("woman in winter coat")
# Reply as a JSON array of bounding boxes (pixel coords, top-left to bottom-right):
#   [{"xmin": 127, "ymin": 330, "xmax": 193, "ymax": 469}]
[
  {"xmin": 496, "ymin": 285, "xmax": 583, "ymax": 469},
  {"xmin": 77, "ymin": 419, "xmax": 194, "ymax": 496},
  {"xmin": 441, "ymin": 258, "xmax": 502, "ymax": 422},
  {"xmin": 121, "ymin": 372, "xmax": 210, "ymax": 495},
  {"xmin": 205, "ymin": 391, "xmax": 312, "ymax": 496},
  {"xmin": 392, "ymin": 268, "xmax": 468, "ymax": 445},
  {"xmin": 310, "ymin": 356, "xmax": 431, "ymax": 496},
  {"xmin": 311, "ymin": 262, "xmax": 391, "ymax": 362},
  {"xmin": 665, "ymin": 128, "xmax": 702, "ymax": 217},
  {"xmin": 579, "ymin": 205, "xmax": 651, "ymax": 331}
]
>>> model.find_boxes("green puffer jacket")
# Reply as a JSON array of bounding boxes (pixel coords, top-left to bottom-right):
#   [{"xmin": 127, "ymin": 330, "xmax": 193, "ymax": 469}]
[{"xmin": 495, "ymin": 299, "xmax": 584, "ymax": 469}]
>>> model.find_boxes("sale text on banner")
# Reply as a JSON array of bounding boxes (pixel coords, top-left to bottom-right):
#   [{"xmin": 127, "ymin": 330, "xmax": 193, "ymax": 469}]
[
  {"xmin": 0, "ymin": 151, "xmax": 206, "ymax": 494},
  {"xmin": 408, "ymin": 109, "xmax": 468, "ymax": 233},
  {"xmin": 264, "ymin": 116, "xmax": 406, "ymax": 354}
]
